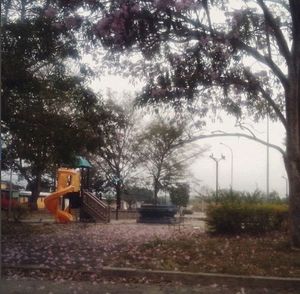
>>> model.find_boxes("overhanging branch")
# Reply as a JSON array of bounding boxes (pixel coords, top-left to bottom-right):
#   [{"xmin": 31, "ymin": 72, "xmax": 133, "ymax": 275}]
[
  {"xmin": 175, "ymin": 132, "xmax": 285, "ymax": 156},
  {"xmin": 257, "ymin": 0, "xmax": 291, "ymax": 63},
  {"xmin": 234, "ymin": 40, "xmax": 288, "ymax": 89}
]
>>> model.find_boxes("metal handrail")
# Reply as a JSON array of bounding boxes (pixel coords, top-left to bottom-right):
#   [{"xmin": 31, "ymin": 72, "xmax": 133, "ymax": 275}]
[{"xmin": 82, "ymin": 190, "xmax": 110, "ymax": 222}]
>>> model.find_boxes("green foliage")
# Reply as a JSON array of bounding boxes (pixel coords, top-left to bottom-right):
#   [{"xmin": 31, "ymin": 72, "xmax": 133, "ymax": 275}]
[
  {"xmin": 206, "ymin": 203, "xmax": 288, "ymax": 235},
  {"xmin": 91, "ymin": 100, "xmax": 141, "ymax": 209},
  {"xmin": 122, "ymin": 186, "xmax": 153, "ymax": 203},
  {"xmin": 206, "ymin": 189, "xmax": 288, "ymax": 234},
  {"xmin": 169, "ymin": 183, "xmax": 190, "ymax": 207},
  {"xmin": 137, "ymin": 117, "xmax": 198, "ymax": 203},
  {"xmin": 182, "ymin": 208, "xmax": 193, "ymax": 215},
  {"xmin": 105, "ymin": 194, "xmax": 116, "ymax": 206},
  {"xmin": 208, "ymin": 189, "xmax": 287, "ymax": 205},
  {"xmin": 1, "ymin": 0, "xmax": 109, "ymax": 208}
]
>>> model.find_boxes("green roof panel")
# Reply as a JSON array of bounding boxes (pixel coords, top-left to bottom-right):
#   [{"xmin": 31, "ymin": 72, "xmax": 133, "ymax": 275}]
[{"xmin": 75, "ymin": 156, "xmax": 92, "ymax": 168}]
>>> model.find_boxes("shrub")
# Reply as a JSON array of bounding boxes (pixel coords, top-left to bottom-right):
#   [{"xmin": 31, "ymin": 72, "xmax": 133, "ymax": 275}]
[
  {"xmin": 208, "ymin": 189, "xmax": 287, "ymax": 205},
  {"xmin": 182, "ymin": 208, "xmax": 193, "ymax": 215},
  {"xmin": 206, "ymin": 203, "xmax": 288, "ymax": 234}
]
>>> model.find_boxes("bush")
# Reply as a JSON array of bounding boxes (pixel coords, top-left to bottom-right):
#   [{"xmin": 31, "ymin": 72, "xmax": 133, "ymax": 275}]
[
  {"xmin": 182, "ymin": 208, "xmax": 193, "ymax": 215},
  {"xmin": 208, "ymin": 189, "xmax": 287, "ymax": 205},
  {"xmin": 206, "ymin": 203, "xmax": 288, "ymax": 234}
]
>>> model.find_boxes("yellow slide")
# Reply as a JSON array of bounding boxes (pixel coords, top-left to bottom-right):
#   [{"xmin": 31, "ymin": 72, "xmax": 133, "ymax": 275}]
[{"xmin": 44, "ymin": 168, "xmax": 80, "ymax": 223}]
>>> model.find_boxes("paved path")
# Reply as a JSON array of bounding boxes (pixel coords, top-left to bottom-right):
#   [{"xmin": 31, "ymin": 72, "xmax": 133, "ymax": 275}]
[{"xmin": 2, "ymin": 278, "xmax": 298, "ymax": 294}]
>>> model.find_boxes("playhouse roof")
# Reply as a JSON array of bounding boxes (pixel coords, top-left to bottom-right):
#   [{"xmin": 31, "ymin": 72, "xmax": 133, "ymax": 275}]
[{"xmin": 75, "ymin": 156, "xmax": 92, "ymax": 168}]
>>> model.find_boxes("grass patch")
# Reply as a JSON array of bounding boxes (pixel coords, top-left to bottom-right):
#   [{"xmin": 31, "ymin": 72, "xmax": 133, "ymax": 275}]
[{"xmin": 108, "ymin": 232, "xmax": 300, "ymax": 277}]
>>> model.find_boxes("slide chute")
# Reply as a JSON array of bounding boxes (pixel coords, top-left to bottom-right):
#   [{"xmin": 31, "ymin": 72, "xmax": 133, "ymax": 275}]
[{"xmin": 44, "ymin": 168, "xmax": 80, "ymax": 223}]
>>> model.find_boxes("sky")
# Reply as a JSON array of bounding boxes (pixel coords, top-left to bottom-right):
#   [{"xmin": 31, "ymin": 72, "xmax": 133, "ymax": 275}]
[
  {"xmin": 90, "ymin": 74, "xmax": 288, "ymax": 198},
  {"xmin": 189, "ymin": 117, "xmax": 287, "ymax": 197},
  {"xmin": 83, "ymin": 0, "xmax": 289, "ymax": 197},
  {"xmin": 2, "ymin": 74, "xmax": 287, "ymax": 198},
  {"xmin": 2, "ymin": 0, "xmax": 288, "ymax": 199}
]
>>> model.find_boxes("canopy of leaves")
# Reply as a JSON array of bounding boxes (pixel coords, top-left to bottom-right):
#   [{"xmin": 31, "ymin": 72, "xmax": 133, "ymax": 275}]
[
  {"xmin": 91, "ymin": 99, "xmax": 141, "ymax": 189},
  {"xmin": 137, "ymin": 117, "xmax": 201, "ymax": 200},
  {"xmin": 122, "ymin": 186, "xmax": 153, "ymax": 203},
  {"xmin": 1, "ymin": 0, "xmax": 108, "ymax": 190},
  {"xmin": 169, "ymin": 182, "xmax": 190, "ymax": 207},
  {"xmin": 80, "ymin": 0, "xmax": 291, "ymax": 126}
]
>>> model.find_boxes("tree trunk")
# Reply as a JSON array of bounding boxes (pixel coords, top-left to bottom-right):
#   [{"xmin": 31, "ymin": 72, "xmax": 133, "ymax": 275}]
[
  {"xmin": 285, "ymin": 32, "xmax": 300, "ymax": 246},
  {"xmin": 115, "ymin": 183, "xmax": 121, "ymax": 220},
  {"xmin": 153, "ymin": 179, "xmax": 160, "ymax": 205},
  {"xmin": 284, "ymin": 155, "xmax": 300, "ymax": 247},
  {"xmin": 29, "ymin": 174, "xmax": 41, "ymax": 210}
]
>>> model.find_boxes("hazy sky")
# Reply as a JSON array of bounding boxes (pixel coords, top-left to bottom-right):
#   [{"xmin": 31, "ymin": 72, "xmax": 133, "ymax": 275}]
[
  {"xmin": 2, "ymin": 76, "xmax": 287, "ymax": 198},
  {"xmin": 93, "ymin": 74, "xmax": 287, "ymax": 197},
  {"xmin": 189, "ymin": 118, "xmax": 286, "ymax": 197}
]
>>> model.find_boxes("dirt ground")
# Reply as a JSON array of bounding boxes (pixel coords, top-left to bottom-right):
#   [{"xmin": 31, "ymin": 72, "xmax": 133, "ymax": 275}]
[{"xmin": 2, "ymin": 215, "xmax": 299, "ymax": 294}]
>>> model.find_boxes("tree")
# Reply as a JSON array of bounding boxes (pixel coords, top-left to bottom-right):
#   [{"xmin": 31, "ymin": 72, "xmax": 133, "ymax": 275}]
[
  {"xmin": 91, "ymin": 99, "xmax": 140, "ymax": 218},
  {"xmin": 169, "ymin": 183, "xmax": 190, "ymax": 208},
  {"xmin": 77, "ymin": 0, "xmax": 300, "ymax": 247},
  {"xmin": 137, "ymin": 117, "xmax": 203, "ymax": 204},
  {"xmin": 1, "ymin": 83, "xmax": 103, "ymax": 209},
  {"xmin": 1, "ymin": 0, "xmax": 102, "ymax": 209},
  {"xmin": 122, "ymin": 186, "xmax": 153, "ymax": 209}
]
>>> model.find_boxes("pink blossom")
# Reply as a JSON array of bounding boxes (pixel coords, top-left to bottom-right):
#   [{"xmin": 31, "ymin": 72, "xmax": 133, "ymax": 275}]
[
  {"xmin": 52, "ymin": 22, "xmax": 64, "ymax": 30},
  {"xmin": 222, "ymin": 51, "xmax": 231, "ymax": 59},
  {"xmin": 131, "ymin": 4, "xmax": 140, "ymax": 13},
  {"xmin": 151, "ymin": 88, "xmax": 167, "ymax": 97},
  {"xmin": 111, "ymin": 16, "xmax": 126, "ymax": 34},
  {"xmin": 199, "ymin": 36, "xmax": 209, "ymax": 46},
  {"xmin": 44, "ymin": 6, "xmax": 57, "ymax": 18},
  {"xmin": 175, "ymin": 0, "xmax": 198, "ymax": 11},
  {"xmin": 64, "ymin": 15, "xmax": 82, "ymax": 30},
  {"xmin": 233, "ymin": 10, "xmax": 243, "ymax": 22},
  {"xmin": 94, "ymin": 17, "xmax": 112, "ymax": 36},
  {"xmin": 120, "ymin": 4, "xmax": 129, "ymax": 17},
  {"xmin": 210, "ymin": 71, "xmax": 219, "ymax": 80},
  {"xmin": 154, "ymin": 0, "xmax": 175, "ymax": 10}
]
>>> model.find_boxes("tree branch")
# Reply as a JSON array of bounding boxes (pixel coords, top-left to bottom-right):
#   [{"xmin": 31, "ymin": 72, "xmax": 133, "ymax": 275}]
[
  {"xmin": 257, "ymin": 0, "xmax": 291, "ymax": 64},
  {"xmin": 243, "ymin": 70, "xmax": 287, "ymax": 128},
  {"xmin": 175, "ymin": 132, "xmax": 285, "ymax": 156},
  {"xmin": 234, "ymin": 39, "xmax": 288, "ymax": 89}
]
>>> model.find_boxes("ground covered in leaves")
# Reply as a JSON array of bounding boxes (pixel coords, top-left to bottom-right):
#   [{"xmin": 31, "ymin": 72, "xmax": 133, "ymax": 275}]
[{"xmin": 2, "ymin": 221, "xmax": 300, "ymax": 278}]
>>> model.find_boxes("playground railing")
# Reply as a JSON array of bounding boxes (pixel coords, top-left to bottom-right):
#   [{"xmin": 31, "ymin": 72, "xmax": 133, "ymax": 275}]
[{"xmin": 82, "ymin": 190, "xmax": 110, "ymax": 223}]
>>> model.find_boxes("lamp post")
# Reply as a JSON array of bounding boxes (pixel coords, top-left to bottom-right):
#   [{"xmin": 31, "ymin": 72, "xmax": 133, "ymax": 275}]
[
  {"xmin": 220, "ymin": 142, "xmax": 233, "ymax": 192},
  {"xmin": 282, "ymin": 176, "xmax": 289, "ymax": 198},
  {"xmin": 209, "ymin": 154, "xmax": 225, "ymax": 201}
]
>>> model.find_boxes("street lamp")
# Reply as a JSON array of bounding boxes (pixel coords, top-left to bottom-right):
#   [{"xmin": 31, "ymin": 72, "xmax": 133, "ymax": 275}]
[
  {"xmin": 220, "ymin": 142, "xmax": 233, "ymax": 192},
  {"xmin": 209, "ymin": 153, "xmax": 225, "ymax": 201}
]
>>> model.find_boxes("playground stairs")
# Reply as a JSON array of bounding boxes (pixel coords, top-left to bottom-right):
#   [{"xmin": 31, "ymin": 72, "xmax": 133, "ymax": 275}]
[{"xmin": 81, "ymin": 191, "xmax": 110, "ymax": 223}]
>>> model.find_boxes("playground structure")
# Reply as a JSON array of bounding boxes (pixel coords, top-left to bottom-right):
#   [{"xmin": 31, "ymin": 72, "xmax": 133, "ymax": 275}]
[
  {"xmin": 44, "ymin": 167, "xmax": 110, "ymax": 223},
  {"xmin": 44, "ymin": 169, "xmax": 80, "ymax": 223}
]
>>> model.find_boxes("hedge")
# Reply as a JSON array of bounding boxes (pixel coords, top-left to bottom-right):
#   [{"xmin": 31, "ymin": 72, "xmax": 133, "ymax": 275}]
[{"xmin": 206, "ymin": 203, "xmax": 288, "ymax": 234}]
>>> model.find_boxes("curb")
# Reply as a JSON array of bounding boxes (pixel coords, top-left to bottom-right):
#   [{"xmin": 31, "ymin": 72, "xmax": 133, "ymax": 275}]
[
  {"xmin": 102, "ymin": 267, "xmax": 300, "ymax": 288},
  {"xmin": 2, "ymin": 264, "xmax": 300, "ymax": 289}
]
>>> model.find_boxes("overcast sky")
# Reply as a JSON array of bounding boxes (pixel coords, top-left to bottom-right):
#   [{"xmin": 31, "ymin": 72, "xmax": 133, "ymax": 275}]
[
  {"xmin": 92, "ymin": 74, "xmax": 287, "ymax": 198},
  {"xmin": 2, "ymin": 76, "xmax": 287, "ymax": 198}
]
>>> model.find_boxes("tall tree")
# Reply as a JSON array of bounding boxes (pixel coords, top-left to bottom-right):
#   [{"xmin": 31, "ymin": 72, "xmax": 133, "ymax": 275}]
[
  {"xmin": 91, "ymin": 99, "xmax": 140, "ymax": 218},
  {"xmin": 1, "ymin": 0, "xmax": 101, "ymax": 208},
  {"xmin": 137, "ymin": 117, "xmax": 204, "ymax": 204},
  {"xmin": 73, "ymin": 0, "xmax": 300, "ymax": 247}
]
